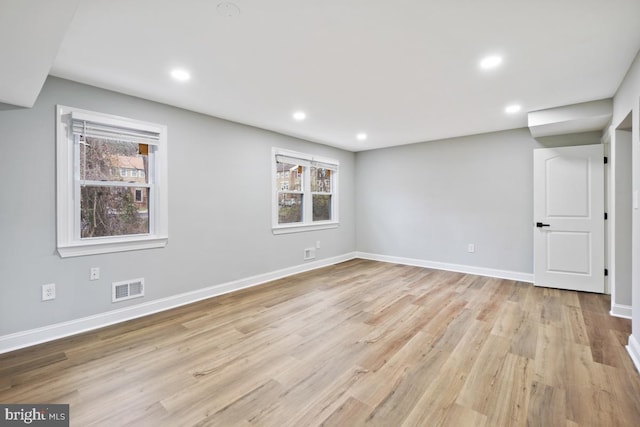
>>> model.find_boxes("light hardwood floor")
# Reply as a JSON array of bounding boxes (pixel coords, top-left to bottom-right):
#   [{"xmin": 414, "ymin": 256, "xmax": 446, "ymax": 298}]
[{"xmin": 1, "ymin": 259, "xmax": 639, "ymax": 426}]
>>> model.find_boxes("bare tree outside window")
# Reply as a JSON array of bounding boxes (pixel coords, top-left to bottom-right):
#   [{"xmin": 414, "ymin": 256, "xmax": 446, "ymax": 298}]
[
  {"xmin": 276, "ymin": 161, "xmax": 303, "ymax": 224},
  {"xmin": 311, "ymin": 167, "xmax": 332, "ymax": 221},
  {"xmin": 80, "ymin": 137, "xmax": 149, "ymax": 238},
  {"xmin": 310, "ymin": 167, "xmax": 331, "ymax": 193}
]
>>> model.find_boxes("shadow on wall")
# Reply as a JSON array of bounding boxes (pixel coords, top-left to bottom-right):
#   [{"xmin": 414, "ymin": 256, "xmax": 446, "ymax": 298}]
[
  {"xmin": 534, "ymin": 130, "xmax": 603, "ymax": 148},
  {"xmin": 0, "ymin": 102, "xmax": 26, "ymax": 111}
]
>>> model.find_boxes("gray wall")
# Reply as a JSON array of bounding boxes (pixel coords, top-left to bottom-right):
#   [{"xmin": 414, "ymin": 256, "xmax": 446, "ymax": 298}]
[
  {"xmin": 0, "ymin": 73, "xmax": 626, "ymax": 340},
  {"xmin": 0, "ymin": 77, "xmax": 356, "ymax": 335},
  {"xmin": 613, "ymin": 48, "xmax": 640, "ymax": 341},
  {"xmin": 611, "ymin": 130, "xmax": 633, "ymax": 307},
  {"xmin": 354, "ymin": 128, "xmax": 600, "ymax": 275}
]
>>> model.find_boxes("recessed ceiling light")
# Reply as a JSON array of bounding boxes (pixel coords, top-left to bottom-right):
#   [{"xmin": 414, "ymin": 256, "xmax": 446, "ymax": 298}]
[
  {"xmin": 505, "ymin": 104, "xmax": 522, "ymax": 114},
  {"xmin": 480, "ymin": 55, "xmax": 503, "ymax": 70},
  {"xmin": 293, "ymin": 111, "xmax": 306, "ymax": 121},
  {"xmin": 356, "ymin": 133, "xmax": 368, "ymax": 141},
  {"xmin": 170, "ymin": 69, "xmax": 191, "ymax": 82}
]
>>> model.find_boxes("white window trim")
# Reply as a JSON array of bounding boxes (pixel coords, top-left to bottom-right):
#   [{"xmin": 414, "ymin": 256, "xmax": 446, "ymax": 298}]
[
  {"xmin": 56, "ymin": 105, "xmax": 168, "ymax": 257},
  {"xmin": 272, "ymin": 147, "xmax": 339, "ymax": 235}
]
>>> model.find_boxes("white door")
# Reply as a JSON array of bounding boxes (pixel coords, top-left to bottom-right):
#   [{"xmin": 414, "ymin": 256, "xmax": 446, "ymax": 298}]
[{"xmin": 533, "ymin": 144, "xmax": 605, "ymax": 293}]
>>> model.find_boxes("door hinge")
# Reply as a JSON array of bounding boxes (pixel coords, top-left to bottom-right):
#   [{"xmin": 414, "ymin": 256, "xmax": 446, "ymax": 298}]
[
  {"xmin": 605, "ymin": 268, "xmax": 609, "ymax": 276},
  {"xmin": 604, "ymin": 156, "xmax": 608, "ymax": 164},
  {"xmin": 604, "ymin": 212, "xmax": 608, "ymax": 220}
]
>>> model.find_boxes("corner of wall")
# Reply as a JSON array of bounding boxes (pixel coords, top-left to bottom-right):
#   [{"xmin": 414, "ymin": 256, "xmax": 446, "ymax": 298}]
[{"xmin": 627, "ymin": 334, "xmax": 640, "ymax": 373}]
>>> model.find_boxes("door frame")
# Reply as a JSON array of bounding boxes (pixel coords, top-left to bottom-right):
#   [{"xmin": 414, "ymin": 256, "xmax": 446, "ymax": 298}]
[{"xmin": 606, "ymin": 115, "xmax": 634, "ymax": 319}]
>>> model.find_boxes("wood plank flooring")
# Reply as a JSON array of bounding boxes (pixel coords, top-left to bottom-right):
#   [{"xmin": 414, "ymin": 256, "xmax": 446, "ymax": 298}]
[{"xmin": 1, "ymin": 259, "xmax": 639, "ymax": 426}]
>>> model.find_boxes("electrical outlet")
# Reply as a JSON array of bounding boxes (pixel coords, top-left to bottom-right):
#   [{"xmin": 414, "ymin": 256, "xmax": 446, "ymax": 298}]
[
  {"xmin": 90, "ymin": 267, "xmax": 100, "ymax": 281},
  {"xmin": 42, "ymin": 283, "xmax": 56, "ymax": 301},
  {"xmin": 316, "ymin": 241, "xmax": 321, "ymax": 249},
  {"xmin": 467, "ymin": 243, "xmax": 475, "ymax": 253}
]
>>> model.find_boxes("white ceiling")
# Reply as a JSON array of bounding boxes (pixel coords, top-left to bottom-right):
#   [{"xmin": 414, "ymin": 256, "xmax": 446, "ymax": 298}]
[
  {"xmin": 3, "ymin": 0, "xmax": 640, "ymax": 151},
  {"xmin": 0, "ymin": 0, "xmax": 78, "ymax": 108}
]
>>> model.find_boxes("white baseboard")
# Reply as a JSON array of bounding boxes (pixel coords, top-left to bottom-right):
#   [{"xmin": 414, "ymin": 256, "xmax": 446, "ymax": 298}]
[
  {"xmin": 0, "ymin": 252, "xmax": 357, "ymax": 354},
  {"xmin": 355, "ymin": 252, "xmax": 534, "ymax": 283},
  {"xmin": 610, "ymin": 303, "xmax": 633, "ymax": 319},
  {"xmin": 627, "ymin": 335, "xmax": 640, "ymax": 374}
]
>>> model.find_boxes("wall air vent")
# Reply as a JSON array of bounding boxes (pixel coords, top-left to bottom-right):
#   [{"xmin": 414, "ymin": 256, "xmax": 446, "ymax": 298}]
[
  {"xmin": 304, "ymin": 247, "xmax": 316, "ymax": 260},
  {"xmin": 112, "ymin": 278, "xmax": 145, "ymax": 302}
]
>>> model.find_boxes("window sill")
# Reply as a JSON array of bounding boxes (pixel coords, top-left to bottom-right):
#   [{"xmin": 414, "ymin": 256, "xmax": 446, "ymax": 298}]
[
  {"xmin": 272, "ymin": 222, "xmax": 339, "ymax": 235},
  {"xmin": 57, "ymin": 236, "xmax": 168, "ymax": 258}
]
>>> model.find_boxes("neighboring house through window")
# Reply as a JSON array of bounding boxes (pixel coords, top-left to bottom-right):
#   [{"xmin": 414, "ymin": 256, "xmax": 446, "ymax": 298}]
[
  {"xmin": 56, "ymin": 105, "xmax": 168, "ymax": 257},
  {"xmin": 272, "ymin": 148, "xmax": 339, "ymax": 234}
]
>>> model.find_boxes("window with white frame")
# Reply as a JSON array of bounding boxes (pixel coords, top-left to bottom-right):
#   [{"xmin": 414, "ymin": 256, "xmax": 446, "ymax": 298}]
[
  {"xmin": 272, "ymin": 148, "xmax": 339, "ymax": 234},
  {"xmin": 56, "ymin": 105, "xmax": 168, "ymax": 257}
]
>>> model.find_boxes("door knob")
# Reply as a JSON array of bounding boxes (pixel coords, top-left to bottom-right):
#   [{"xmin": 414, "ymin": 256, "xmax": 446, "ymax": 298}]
[{"xmin": 536, "ymin": 222, "xmax": 550, "ymax": 228}]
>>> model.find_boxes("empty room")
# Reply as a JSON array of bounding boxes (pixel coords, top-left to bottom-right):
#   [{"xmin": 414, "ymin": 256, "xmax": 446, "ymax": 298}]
[{"xmin": 2, "ymin": 1, "xmax": 640, "ymax": 426}]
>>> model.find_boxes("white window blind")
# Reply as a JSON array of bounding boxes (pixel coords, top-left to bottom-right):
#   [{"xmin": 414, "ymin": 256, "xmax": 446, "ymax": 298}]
[
  {"xmin": 275, "ymin": 154, "xmax": 338, "ymax": 170},
  {"xmin": 311, "ymin": 160, "xmax": 338, "ymax": 170},
  {"xmin": 275, "ymin": 154, "xmax": 310, "ymax": 167},
  {"xmin": 70, "ymin": 112, "xmax": 161, "ymax": 145}
]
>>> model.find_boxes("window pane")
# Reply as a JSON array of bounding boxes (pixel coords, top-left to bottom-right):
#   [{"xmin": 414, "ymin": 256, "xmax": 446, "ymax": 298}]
[
  {"xmin": 311, "ymin": 167, "xmax": 332, "ymax": 193},
  {"xmin": 81, "ymin": 186, "xmax": 149, "ymax": 238},
  {"xmin": 80, "ymin": 137, "xmax": 148, "ymax": 184},
  {"xmin": 278, "ymin": 193, "xmax": 303, "ymax": 224},
  {"xmin": 276, "ymin": 162, "xmax": 302, "ymax": 191},
  {"xmin": 312, "ymin": 195, "xmax": 331, "ymax": 221}
]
